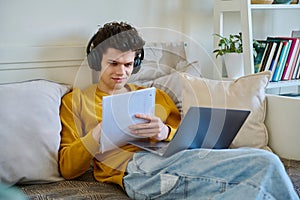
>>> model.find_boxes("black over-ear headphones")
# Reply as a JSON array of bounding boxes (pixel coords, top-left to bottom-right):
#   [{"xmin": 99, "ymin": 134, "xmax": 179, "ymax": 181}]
[{"xmin": 86, "ymin": 34, "xmax": 144, "ymax": 74}]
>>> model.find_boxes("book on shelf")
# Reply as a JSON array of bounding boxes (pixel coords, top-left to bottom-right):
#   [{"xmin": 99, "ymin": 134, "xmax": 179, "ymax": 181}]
[
  {"xmin": 294, "ymin": 51, "xmax": 300, "ymax": 79},
  {"xmin": 259, "ymin": 37, "xmax": 290, "ymax": 81},
  {"xmin": 263, "ymin": 42, "xmax": 278, "ymax": 72},
  {"xmin": 290, "ymin": 40, "xmax": 300, "ymax": 79},
  {"xmin": 292, "ymin": 55, "xmax": 300, "ymax": 80},
  {"xmin": 258, "ymin": 42, "xmax": 272, "ymax": 72},
  {"xmin": 296, "ymin": 42, "xmax": 300, "ymax": 79},
  {"xmin": 291, "ymin": 31, "xmax": 300, "ymax": 80},
  {"xmin": 297, "ymin": 60, "xmax": 300, "ymax": 79},
  {"xmin": 254, "ymin": 34, "xmax": 300, "ymax": 82},
  {"xmin": 278, "ymin": 37, "xmax": 300, "ymax": 81},
  {"xmin": 255, "ymin": 40, "xmax": 268, "ymax": 73},
  {"xmin": 271, "ymin": 39, "xmax": 291, "ymax": 82},
  {"xmin": 269, "ymin": 41, "xmax": 283, "ymax": 79}
]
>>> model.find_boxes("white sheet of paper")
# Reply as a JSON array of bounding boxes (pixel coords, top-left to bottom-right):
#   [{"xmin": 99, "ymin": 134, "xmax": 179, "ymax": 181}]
[{"xmin": 100, "ymin": 87, "xmax": 156, "ymax": 152}]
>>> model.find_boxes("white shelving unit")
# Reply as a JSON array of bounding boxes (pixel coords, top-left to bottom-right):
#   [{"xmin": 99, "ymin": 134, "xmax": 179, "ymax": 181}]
[{"xmin": 213, "ymin": 0, "xmax": 300, "ymax": 90}]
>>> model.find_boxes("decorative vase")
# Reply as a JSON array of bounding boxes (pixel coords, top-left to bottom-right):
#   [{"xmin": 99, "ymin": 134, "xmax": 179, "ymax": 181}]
[{"xmin": 223, "ymin": 53, "xmax": 244, "ymax": 79}]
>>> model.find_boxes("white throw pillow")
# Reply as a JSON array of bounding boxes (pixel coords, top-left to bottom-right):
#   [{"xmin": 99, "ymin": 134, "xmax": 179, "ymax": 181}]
[
  {"xmin": 147, "ymin": 61, "xmax": 202, "ymax": 116},
  {"xmin": 180, "ymin": 71, "xmax": 271, "ymax": 150},
  {"xmin": 0, "ymin": 80, "xmax": 70, "ymax": 185}
]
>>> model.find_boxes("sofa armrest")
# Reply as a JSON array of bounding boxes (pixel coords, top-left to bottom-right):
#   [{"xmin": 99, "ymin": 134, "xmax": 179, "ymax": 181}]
[{"xmin": 265, "ymin": 94, "xmax": 300, "ymax": 160}]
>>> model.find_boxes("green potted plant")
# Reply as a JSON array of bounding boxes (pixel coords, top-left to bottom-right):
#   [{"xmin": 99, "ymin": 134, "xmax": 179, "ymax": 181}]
[
  {"xmin": 213, "ymin": 32, "xmax": 244, "ymax": 79},
  {"xmin": 213, "ymin": 32, "xmax": 243, "ymax": 58},
  {"xmin": 213, "ymin": 32, "xmax": 265, "ymax": 77},
  {"xmin": 253, "ymin": 40, "xmax": 266, "ymax": 73}
]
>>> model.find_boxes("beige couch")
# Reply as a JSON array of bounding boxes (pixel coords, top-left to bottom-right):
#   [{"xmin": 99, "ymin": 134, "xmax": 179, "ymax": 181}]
[
  {"xmin": 265, "ymin": 94, "xmax": 300, "ymax": 161},
  {"xmin": 1, "ymin": 42, "xmax": 299, "ymax": 198},
  {"xmin": 15, "ymin": 93, "xmax": 300, "ymax": 199}
]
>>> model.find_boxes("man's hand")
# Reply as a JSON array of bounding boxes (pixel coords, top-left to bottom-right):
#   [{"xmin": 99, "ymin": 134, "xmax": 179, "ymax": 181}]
[
  {"xmin": 92, "ymin": 123, "xmax": 102, "ymax": 143},
  {"xmin": 128, "ymin": 114, "xmax": 169, "ymax": 141}
]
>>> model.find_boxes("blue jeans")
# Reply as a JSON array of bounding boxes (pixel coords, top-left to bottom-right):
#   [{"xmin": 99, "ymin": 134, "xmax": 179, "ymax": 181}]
[{"xmin": 123, "ymin": 148, "xmax": 299, "ymax": 200}]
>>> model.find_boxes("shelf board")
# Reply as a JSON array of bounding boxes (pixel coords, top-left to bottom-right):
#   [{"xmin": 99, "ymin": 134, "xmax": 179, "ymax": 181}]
[
  {"xmin": 267, "ymin": 79, "xmax": 300, "ymax": 89},
  {"xmin": 219, "ymin": 77, "xmax": 300, "ymax": 89},
  {"xmin": 214, "ymin": 0, "xmax": 300, "ymax": 83},
  {"xmin": 251, "ymin": 4, "xmax": 300, "ymax": 10}
]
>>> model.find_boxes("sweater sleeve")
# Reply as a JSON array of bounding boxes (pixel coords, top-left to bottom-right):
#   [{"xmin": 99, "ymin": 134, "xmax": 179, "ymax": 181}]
[{"xmin": 59, "ymin": 88, "xmax": 100, "ymax": 179}]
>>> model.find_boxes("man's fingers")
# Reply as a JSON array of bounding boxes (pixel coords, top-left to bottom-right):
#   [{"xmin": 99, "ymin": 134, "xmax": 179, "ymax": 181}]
[{"xmin": 134, "ymin": 113, "xmax": 153, "ymax": 121}]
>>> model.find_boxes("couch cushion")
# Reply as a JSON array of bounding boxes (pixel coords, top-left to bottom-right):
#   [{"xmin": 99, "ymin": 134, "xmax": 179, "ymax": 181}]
[
  {"xmin": 18, "ymin": 169, "xmax": 130, "ymax": 199},
  {"xmin": 128, "ymin": 41, "xmax": 188, "ymax": 85},
  {"xmin": 179, "ymin": 71, "xmax": 271, "ymax": 150},
  {"xmin": 0, "ymin": 79, "xmax": 70, "ymax": 185}
]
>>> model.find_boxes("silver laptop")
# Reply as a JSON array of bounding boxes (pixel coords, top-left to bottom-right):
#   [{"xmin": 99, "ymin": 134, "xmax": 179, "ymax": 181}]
[{"xmin": 129, "ymin": 106, "xmax": 250, "ymax": 157}]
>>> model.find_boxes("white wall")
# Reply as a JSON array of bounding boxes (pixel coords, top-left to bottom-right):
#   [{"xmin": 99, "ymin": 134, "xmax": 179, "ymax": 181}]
[
  {"xmin": 222, "ymin": 9, "xmax": 300, "ymax": 40},
  {"xmin": 0, "ymin": 0, "xmax": 214, "ymax": 47},
  {"xmin": 1, "ymin": 0, "xmax": 299, "ymax": 82},
  {"xmin": 0, "ymin": 0, "xmax": 216, "ymax": 81}
]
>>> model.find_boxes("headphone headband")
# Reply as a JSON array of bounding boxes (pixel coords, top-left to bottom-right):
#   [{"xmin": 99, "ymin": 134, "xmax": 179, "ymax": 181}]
[
  {"xmin": 86, "ymin": 33, "xmax": 144, "ymax": 73},
  {"xmin": 86, "ymin": 33, "xmax": 97, "ymax": 55}
]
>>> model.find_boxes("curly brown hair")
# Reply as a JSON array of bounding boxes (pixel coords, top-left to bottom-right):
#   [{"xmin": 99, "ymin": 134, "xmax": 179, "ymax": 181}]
[
  {"xmin": 86, "ymin": 21, "xmax": 145, "ymax": 71},
  {"xmin": 87, "ymin": 21, "xmax": 145, "ymax": 59}
]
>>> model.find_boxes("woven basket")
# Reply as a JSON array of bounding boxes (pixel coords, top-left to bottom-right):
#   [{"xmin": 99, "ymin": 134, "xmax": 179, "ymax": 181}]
[{"xmin": 251, "ymin": 0, "xmax": 273, "ymax": 3}]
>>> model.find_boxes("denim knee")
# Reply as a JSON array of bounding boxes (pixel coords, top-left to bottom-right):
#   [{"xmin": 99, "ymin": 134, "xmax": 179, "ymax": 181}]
[
  {"xmin": 124, "ymin": 172, "xmax": 228, "ymax": 199},
  {"xmin": 248, "ymin": 149, "xmax": 284, "ymax": 170}
]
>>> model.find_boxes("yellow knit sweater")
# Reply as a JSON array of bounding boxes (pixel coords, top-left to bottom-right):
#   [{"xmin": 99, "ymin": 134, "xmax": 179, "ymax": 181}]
[{"xmin": 59, "ymin": 84, "xmax": 181, "ymax": 189}]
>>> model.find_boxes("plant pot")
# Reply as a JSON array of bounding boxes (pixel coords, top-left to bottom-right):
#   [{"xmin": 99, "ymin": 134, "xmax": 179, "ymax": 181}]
[{"xmin": 223, "ymin": 53, "xmax": 244, "ymax": 79}]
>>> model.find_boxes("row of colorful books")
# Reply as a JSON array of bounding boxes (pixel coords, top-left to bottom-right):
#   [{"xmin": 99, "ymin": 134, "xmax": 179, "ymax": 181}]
[{"xmin": 256, "ymin": 36, "xmax": 300, "ymax": 82}]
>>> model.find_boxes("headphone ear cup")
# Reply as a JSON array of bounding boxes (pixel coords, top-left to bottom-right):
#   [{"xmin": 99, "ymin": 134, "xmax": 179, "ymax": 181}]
[
  {"xmin": 132, "ymin": 48, "xmax": 144, "ymax": 74},
  {"xmin": 87, "ymin": 49, "xmax": 101, "ymax": 71},
  {"xmin": 132, "ymin": 59, "xmax": 142, "ymax": 74}
]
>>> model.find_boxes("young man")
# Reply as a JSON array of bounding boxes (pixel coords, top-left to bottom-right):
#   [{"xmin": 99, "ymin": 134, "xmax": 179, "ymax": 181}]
[{"xmin": 59, "ymin": 21, "xmax": 298, "ymax": 199}]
